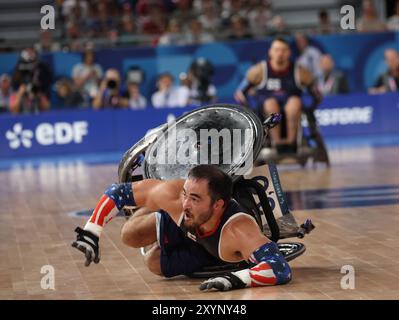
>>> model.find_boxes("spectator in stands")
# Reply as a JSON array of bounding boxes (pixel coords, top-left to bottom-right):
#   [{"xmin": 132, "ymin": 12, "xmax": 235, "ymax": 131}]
[
  {"xmin": 357, "ymin": 0, "xmax": 386, "ymax": 33},
  {"xmin": 55, "ymin": 78, "xmax": 88, "ymax": 108},
  {"xmin": 185, "ymin": 19, "xmax": 214, "ymax": 45},
  {"xmin": 247, "ymin": 0, "xmax": 272, "ymax": 37},
  {"xmin": 118, "ymin": 15, "xmax": 138, "ymax": 44},
  {"xmin": 12, "ymin": 47, "xmax": 53, "ymax": 100},
  {"xmin": 316, "ymin": 10, "xmax": 334, "ymax": 34},
  {"xmin": 9, "ymin": 83, "xmax": 50, "ymax": 114},
  {"xmin": 0, "ymin": 74, "xmax": 13, "ymax": 114},
  {"xmin": 269, "ymin": 15, "xmax": 290, "ymax": 36},
  {"xmin": 387, "ymin": 0, "xmax": 399, "ymax": 31},
  {"xmin": 295, "ymin": 33, "xmax": 323, "ymax": 79},
  {"xmin": 62, "ymin": 0, "xmax": 89, "ymax": 21},
  {"xmin": 65, "ymin": 21, "xmax": 83, "ymax": 51},
  {"xmin": 228, "ymin": 15, "xmax": 253, "ymax": 40},
  {"xmin": 87, "ymin": 1, "xmax": 117, "ymax": 38},
  {"xmin": 151, "ymin": 72, "xmax": 188, "ymax": 108},
  {"xmin": 34, "ymin": 30, "xmax": 61, "ymax": 53},
  {"xmin": 158, "ymin": 19, "xmax": 186, "ymax": 46},
  {"xmin": 93, "ymin": 69, "xmax": 127, "ymax": 109},
  {"xmin": 123, "ymin": 81, "xmax": 147, "ymax": 110},
  {"xmin": 369, "ymin": 48, "xmax": 399, "ymax": 94},
  {"xmin": 171, "ymin": 0, "xmax": 196, "ymax": 30},
  {"xmin": 72, "ymin": 48, "xmax": 103, "ymax": 99},
  {"xmin": 140, "ymin": 2, "xmax": 167, "ymax": 36},
  {"xmin": 318, "ymin": 55, "xmax": 349, "ymax": 96},
  {"xmin": 198, "ymin": 0, "xmax": 221, "ymax": 33},
  {"xmin": 220, "ymin": 0, "xmax": 246, "ymax": 27}
]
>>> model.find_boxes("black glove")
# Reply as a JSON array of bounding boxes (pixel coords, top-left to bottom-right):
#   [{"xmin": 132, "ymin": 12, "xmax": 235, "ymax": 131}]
[
  {"xmin": 71, "ymin": 227, "xmax": 100, "ymax": 266},
  {"xmin": 199, "ymin": 272, "xmax": 247, "ymax": 291}
]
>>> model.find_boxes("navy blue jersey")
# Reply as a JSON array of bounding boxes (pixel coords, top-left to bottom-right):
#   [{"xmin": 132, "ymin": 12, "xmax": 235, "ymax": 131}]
[
  {"xmin": 255, "ymin": 60, "xmax": 303, "ymax": 104},
  {"xmin": 178, "ymin": 199, "xmax": 256, "ymax": 262}
]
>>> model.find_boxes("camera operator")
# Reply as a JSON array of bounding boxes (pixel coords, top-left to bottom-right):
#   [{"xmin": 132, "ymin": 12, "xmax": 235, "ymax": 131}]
[
  {"xmin": 186, "ymin": 58, "xmax": 217, "ymax": 106},
  {"xmin": 93, "ymin": 69, "xmax": 127, "ymax": 109},
  {"xmin": 10, "ymin": 47, "xmax": 52, "ymax": 114}
]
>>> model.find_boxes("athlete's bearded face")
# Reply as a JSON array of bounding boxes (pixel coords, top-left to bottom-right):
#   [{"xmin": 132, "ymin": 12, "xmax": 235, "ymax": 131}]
[
  {"xmin": 269, "ymin": 40, "xmax": 291, "ymax": 67},
  {"xmin": 181, "ymin": 178, "xmax": 216, "ymax": 232}
]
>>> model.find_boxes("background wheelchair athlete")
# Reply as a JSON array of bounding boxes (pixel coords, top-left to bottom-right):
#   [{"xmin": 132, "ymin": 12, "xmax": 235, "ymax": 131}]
[{"xmin": 234, "ymin": 37, "xmax": 328, "ymax": 166}]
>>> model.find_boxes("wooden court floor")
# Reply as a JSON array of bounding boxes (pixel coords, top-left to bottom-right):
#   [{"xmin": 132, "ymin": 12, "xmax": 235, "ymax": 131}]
[{"xmin": 1, "ymin": 145, "xmax": 399, "ymax": 300}]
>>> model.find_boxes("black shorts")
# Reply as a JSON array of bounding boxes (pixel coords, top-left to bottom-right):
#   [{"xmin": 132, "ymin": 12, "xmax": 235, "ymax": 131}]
[{"xmin": 156, "ymin": 210, "xmax": 225, "ymax": 278}]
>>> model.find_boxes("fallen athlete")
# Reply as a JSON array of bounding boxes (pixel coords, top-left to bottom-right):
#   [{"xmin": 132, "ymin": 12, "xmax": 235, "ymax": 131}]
[{"xmin": 72, "ymin": 164, "xmax": 291, "ymax": 291}]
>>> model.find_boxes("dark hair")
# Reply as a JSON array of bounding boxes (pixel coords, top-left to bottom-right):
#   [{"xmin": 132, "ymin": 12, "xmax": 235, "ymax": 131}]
[
  {"xmin": 272, "ymin": 36, "xmax": 290, "ymax": 47},
  {"xmin": 187, "ymin": 165, "xmax": 232, "ymax": 207}
]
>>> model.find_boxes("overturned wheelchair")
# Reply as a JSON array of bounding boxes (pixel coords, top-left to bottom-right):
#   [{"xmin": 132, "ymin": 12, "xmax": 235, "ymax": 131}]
[{"xmin": 118, "ymin": 104, "xmax": 315, "ymax": 278}]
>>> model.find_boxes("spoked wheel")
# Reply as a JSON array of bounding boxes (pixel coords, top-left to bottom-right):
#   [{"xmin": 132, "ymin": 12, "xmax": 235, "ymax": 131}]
[{"xmin": 143, "ymin": 104, "xmax": 265, "ymax": 181}]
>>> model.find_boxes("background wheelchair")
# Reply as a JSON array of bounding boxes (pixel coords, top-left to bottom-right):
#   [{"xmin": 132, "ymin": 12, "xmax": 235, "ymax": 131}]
[
  {"xmin": 251, "ymin": 95, "xmax": 330, "ymax": 168},
  {"xmin": 118, "ymin": 104, "xmax": 315, "ymax": 278}
]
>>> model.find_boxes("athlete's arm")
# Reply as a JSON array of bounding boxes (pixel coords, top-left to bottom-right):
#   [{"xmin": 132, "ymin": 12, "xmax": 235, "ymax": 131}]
[
  {"xmin": 234, "ymin": 63, "xmax": 263, "ymax": 104},
  {"xmin": 298, "ymin": 65, "xmax": 322, "ymax": 104},
  {"xmin": 72, "ymin": 178, "xmax": 184, "ymax": 266},
  {"xmin": 132, "ymin": 179, "xmax": 185, "ymax": 219},
  {"xmin": 200, "ymin": 216, "xmax": 292, "ymax": 291}
]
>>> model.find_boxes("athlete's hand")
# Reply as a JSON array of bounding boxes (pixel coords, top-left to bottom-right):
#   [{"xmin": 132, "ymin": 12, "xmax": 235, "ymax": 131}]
[
  {"xmin": 71, "ymin": 227, "xmax": 100, "ymax": 266},
  {"xmin": 199, "ymin": 273, "xmax": 247, "ymax": 292}
]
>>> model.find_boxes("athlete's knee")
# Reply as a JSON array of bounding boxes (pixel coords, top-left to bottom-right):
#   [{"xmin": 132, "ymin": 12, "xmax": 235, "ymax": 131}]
[
  {"xmin": 263, "ymin": 98, "xmax": 279, "ymax": 113},
  {"xmin": 285, "ymin": 96, "xmax": 302, "ymax": 114},
  {"xmin": 143, "ymin": 246, "xmax": 163, "ymax": 276}
]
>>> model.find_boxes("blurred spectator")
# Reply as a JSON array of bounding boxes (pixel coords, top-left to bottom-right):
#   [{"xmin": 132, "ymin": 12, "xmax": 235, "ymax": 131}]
[
  {"xmin": 158, "ymin": 19, "xmax": 186, "ymax": 46},
  {"xmin": 118, "ymin": 15, "xmax": 139, "ymax": 44},
  {"xmin": 87, "ymin": 1, "xmax": 117, "ymax": 38},
  {"xmin": 9, "ymin": 83, "xmax": 50, "ymax": 114},
  {"xmin": 34, "ymin": 30, "xmax": 61, "ymax": 53},
  {"xmin": 295, "ymin": 33, "xmax": 323, "ymax": 79},
  {"xmin": 123, "ymin": 81, "xmax": 147, "ymax": 110},
  {"xmin": 140, "ymin": 2, "xmax": 167, "ymax": 35},
  {"xmin": 198, "ymin": 0, "xmax": 221, "ymax": 33},
  {"xmin": 0, "ymin": 74, "xmax": 13, "ymax": 113},
  {"xmin": 318, "ymin": 55, "xmax": 349, "ymax": 95},
  {"xmin": 220, "ymin": 0, "xmax": 246, "ymax": 27},
  {"xmin": 228, "ymin": 15, "xmax": 253, "ymax": 40},
  {"xmin": 93, "ymin": 69, "xmax": 127, "ymax": 109},
  {"xmin": 357, "ymin": 0, "xmax": 386, "ymax": 33},
  {"xmin": 269, "ymin": 15, "xmax": 290, "ymax": 36},
  {"xmin": 66, "ymin": 21, "xmax": 84, "ymax": 51},
  {"xmin": 151, "ymin": 73, "xmax": 188, "ymax": 108},
  {"xmin": 316, "ymin": 10, "xmax": 334, "ymax": 34},
  {"xmin": 369, "ymin": 48, "xmax": 399, "ymax": 94},
  {"xmin": 55, "ymin": 78, "xmax": 88, "ymax": 108},
  {"xmin": 387, "ymin": 0, "xmax": 399, "ymax": 31},
  {"xmin": 185, "ymin": 20, "xmax": 214, "ymax": 45},
  {"xmin": 62, "ymin": 0, "xmax": 89, "ymax": 20},
  {"xmin": 185, "ymin": 58, "xmax": 217, "ymax": 105},
  {"xmin": 12, "ymin": 48, "xmax": 53, "ymax": 98},
  {"xmin": 171, "ymin": 0, "xmax": 196, "ymax": 30},
  {"xmin": 72, "ymin": 48, "xmax": 103, "ymax": 99},
  {"xmin": 247, "ymin": 0, "xmax": 272, "ymax": 37}
]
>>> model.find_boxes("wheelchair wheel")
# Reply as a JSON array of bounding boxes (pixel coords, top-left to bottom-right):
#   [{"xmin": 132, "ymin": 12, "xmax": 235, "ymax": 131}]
[{"xmin": 143, "ymin": 104, "xmax": 264, "ymax": 181}]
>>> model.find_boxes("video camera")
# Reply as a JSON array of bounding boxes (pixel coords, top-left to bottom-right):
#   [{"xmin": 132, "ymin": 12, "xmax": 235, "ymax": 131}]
[{"xmin": 189, "ymin": 57, "xmax": 215, "ymax": 103}]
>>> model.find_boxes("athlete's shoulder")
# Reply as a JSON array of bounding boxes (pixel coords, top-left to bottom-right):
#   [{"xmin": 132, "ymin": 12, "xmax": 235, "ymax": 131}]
[{"xmin": 246, "ymin": 62, "xmax": 265, "ymax": 86}]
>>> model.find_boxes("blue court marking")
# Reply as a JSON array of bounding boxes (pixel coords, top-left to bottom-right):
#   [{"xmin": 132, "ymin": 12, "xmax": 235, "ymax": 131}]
[{"xmin": 286, "ymin": 185, "xmax": 399, "ymax": 210}]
